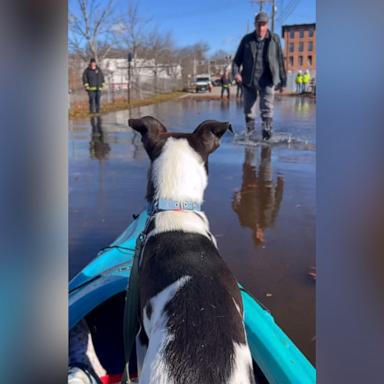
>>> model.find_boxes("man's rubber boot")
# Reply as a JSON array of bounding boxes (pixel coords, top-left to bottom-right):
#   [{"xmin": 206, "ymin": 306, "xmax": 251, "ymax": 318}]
[
  {"xmin": 246, "ymin": 117, "xmax": 257, "ymax": 141},
  {"xmin": 262, "ymin": 118, "xmax": 273, "ymax": 141}
]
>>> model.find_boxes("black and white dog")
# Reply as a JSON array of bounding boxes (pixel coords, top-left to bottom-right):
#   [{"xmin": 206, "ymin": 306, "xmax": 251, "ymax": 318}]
[{"xmin": 129, "ymin": 116, "xmax": 255, "ymax": 384}]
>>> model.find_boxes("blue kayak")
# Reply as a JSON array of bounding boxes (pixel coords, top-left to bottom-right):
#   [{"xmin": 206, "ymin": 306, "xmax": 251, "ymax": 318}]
[{"xmin": 69, "ymin": 210, "xmax": 316, "ymax": 384}]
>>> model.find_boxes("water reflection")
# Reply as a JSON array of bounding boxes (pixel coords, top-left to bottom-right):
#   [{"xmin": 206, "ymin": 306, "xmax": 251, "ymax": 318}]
[
  {"xmin": 220, "ymin": 99, "xmax": 230, "ymax": 110},
  {"xmin": 89, "ymin": 116, "xmax": 111, "ymax": 160},
  {"xmin": 294, "ymin": 96, "xmax": 311, "ymax": 115},
  {"xmin": 232, "ymin": 146, "xmax": 284, "ymax": 246},
  {"xmin": 235, "ymin": 97, "xmax": 243, "ymax": 108}
]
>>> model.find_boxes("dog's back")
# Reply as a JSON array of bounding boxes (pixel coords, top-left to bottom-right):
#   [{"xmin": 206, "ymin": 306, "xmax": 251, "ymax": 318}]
[{"xmin": 139, "ymin": 228, "xmax": 254, "ymax": 383}]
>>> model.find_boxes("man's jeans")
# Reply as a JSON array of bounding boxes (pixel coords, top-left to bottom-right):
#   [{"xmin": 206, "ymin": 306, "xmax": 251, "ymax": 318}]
[
  {"xmin": 243, "ymin": 85, "xmax": 275, "ymax": 131},
  {"xmin": 88, "ymin": 90, "xmax": 101, "ymax": 113}
]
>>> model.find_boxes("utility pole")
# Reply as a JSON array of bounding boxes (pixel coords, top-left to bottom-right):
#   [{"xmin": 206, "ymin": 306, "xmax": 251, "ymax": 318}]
[
  {"xmin": 271, "ymin": 0, "xmax": 276, "ymax": 33},
  {"xmin": 127, "ymin": 52, "xmax": 132, "ymax": 104},
  {"xmin": 250, "ymin": 0, "xmax": 276, "ymax": 33},
  {"xmin": 250, "ymin": 0, "xmax": 266, "ymax": 11},
  {"xmin": 154, "ymin": 64, "xmax": 158, "ymax": 94}
]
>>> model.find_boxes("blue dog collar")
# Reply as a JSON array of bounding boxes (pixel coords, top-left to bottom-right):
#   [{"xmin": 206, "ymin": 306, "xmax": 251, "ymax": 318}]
[{"xmin": 149, "ymin": 198, "xmax": 202, "ymax": 214}]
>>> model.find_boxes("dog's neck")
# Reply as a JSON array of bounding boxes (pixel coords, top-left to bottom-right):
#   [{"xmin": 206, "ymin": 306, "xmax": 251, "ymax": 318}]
[
  {"xmin": 149, "ymin": 138, "xmax": 207, "ymax": 206},
  {"xmin": 143, "ymin": 138, "xmax": 216, "ymax": 241}
]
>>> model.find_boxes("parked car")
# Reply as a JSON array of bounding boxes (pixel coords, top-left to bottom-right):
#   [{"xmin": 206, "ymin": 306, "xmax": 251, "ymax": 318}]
[{"xmin": 195, "ymin": 74, "xmax": 211, "ymax": 93}]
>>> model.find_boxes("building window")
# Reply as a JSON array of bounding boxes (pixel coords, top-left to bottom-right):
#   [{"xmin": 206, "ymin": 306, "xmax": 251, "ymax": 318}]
[
  {"xmin": 299, "ymin": 29, "xmax": 304, "ymax": 38},
  {"xmin": 299, "ymin": 56, "xmax": 303, "ymax": 66},
  {"xmin": 290, "ymin": 30, "xmax": 295, "ymax": 38},
  {"xmin": 309, "ymin": 29, "xmax": 314, "ymax": 37},
  {"xmin": 289, "ymin": 42, "xmax": 294, "ymax": 52},
  {"xmin": 289, "ymin": 56, "xmax": 294, "ymax": 66},
  {"xmin": 307, "ymin": 55, "xmax": 312, "ymax": 66},
  {"xmin": 299, "ymin": 42, "xmax": 304, "ymax": 52},
  {"xmin": 308, "ymin": 41, "xmax": 313, "ymax": 51}
]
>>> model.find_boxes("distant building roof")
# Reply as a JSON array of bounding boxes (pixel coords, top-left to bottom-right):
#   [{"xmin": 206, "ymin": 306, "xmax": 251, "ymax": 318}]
[{"xmin": 282, "ymin": 23, "xmax": 316, "ymax": 36}]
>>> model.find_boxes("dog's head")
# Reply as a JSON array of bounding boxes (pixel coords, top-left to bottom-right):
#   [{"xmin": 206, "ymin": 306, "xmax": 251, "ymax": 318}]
[{"xmin": 129, "ymin": 116, "xmax": 232, "ymax": 203}]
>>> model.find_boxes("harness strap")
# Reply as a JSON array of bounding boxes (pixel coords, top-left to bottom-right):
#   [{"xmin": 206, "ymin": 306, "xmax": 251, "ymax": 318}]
[{"xmin": 121, "ymin": 225, "xmax": 149, "ymax": 383}]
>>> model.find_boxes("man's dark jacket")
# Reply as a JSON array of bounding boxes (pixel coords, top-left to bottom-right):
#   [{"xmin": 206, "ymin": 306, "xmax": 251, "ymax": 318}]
[
  {"xmin": 82, "ymin": 66, "xmax": 105, "ymax": 91},
  {"xmin": 232, "ymin": 31, "xmax": 286, "ymax": 88}
]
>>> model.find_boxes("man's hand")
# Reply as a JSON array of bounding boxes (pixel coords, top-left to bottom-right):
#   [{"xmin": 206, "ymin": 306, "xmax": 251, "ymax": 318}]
[{"xmin": 234, "ymin": 74, "xmax": 242, "ymax": 83}]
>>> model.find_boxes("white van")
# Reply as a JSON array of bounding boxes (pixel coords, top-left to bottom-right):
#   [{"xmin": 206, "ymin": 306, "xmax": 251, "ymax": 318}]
[{"xmin": 195, "ymin": 74, "xmax": 211, "ymax": 93}]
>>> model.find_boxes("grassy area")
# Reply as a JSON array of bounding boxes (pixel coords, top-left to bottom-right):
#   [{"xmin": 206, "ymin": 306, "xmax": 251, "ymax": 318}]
[{"xmin": 69, "ymin": 91, "xmax": 187, "ymax": 120}]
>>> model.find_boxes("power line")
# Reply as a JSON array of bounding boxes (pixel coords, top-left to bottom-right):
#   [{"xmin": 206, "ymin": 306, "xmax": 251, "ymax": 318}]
[{"xmin": 279, "ymin": 0, "xmax": 300, "ymax": 23}]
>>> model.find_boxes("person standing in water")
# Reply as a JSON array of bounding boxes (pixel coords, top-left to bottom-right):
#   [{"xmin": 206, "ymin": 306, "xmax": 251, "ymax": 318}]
[
  {"xmin": 220, "ymin": 71, "xmax": 231, "ymax": 99},
  {"xmin": 82, "ymin": 58, "xmax": 105, "ymax": 114},
  {"xmin": 303, "ymin": 69, "xmax": 311, "ymax": 93},
  {"xmin": 232, "ymin": 12, "xmax": 286, "ymax": 140},
  {"xmin": 295, "ymin": 70, "xmax": 303, "ymax": 93}
]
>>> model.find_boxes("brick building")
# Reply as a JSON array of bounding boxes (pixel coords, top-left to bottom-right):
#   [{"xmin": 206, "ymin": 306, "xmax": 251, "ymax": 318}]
[{"xmin": 281, "ymin": 23, "xmax": 316, "ymax": 73}]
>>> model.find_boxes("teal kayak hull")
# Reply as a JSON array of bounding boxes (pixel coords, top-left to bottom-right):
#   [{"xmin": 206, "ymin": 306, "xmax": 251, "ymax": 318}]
[{"xmin": 69, "ymin": 210, "xmax": 316, "ymax": 384}]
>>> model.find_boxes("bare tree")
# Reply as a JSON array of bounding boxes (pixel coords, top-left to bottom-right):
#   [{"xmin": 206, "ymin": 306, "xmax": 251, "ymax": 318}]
[
  {"xmin": 210, "ymin": 49, "xmax": 232, "ymax": 62},
  {"xmin": 209, "ymin": 49, "xmax": 232, "ymax": 76},
  {"xmin": 69, "ymin": 0, "xmax": 119, "ymax": 62},
  {"xmin": 176, "ymin": 42, "xmax": 210, "ymax": 85},
  {"xmin": 142, "ymin": 29, "xmax": 176, "ymax": 64},
  {"xmin": 117, "ymin": 3, "xmax": 151, "ymax": 63}
]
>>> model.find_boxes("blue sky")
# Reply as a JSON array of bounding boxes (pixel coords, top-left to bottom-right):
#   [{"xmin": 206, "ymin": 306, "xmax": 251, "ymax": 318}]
[{"xmin": 74, "ymin": 0, "xmax": 315, "ymax": 54}]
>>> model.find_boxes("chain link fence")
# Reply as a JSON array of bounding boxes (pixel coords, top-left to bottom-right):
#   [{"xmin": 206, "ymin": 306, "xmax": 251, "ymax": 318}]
[{"xmin": 69, "ymin": 75, "xmax": 184, "ymax": 108}]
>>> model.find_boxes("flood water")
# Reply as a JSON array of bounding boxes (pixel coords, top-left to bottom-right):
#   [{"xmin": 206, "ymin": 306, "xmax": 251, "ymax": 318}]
[{"xmin": 69, "ymin": 95, "xmax": 316, "ymax": 364}]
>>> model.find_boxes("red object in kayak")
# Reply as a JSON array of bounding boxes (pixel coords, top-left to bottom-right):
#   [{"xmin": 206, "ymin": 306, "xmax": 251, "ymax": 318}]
[
  {"xmin": 100, "ymin": 374, "xmax": 138, "ymax": 384},
  {"xmin": 100, "ymin": 374, "xmax": 121, "ymax": 384}
]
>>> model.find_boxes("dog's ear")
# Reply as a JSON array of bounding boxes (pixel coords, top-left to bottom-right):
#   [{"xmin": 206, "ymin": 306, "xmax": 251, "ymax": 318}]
[
  {"xmin": 128, "ymin": 116, "xmax": 167, "ymax": 160},
  {"xmin": 128, "ymin": 116, "xmax": 167, "ymax": 136},
  {"xmin": 193, "ymin": 120, "xmax": 233, "ymax": 155}
]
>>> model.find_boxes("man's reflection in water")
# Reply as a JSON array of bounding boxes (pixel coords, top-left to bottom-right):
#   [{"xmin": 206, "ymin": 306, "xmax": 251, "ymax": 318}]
[
  {"xmin": 89, "ymin": 116, "xmax": 111, "ymax": 160},
  {"xmin": 232, "ymin": 146, "xmax": 284, "ymax": 246},
  {"xmin": 220, "ymin": 99, "xmax": 230, "ymax": 110}
]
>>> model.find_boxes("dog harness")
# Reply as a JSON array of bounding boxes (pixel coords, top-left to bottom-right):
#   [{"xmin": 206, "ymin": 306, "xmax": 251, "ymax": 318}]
[{"xmin": 121, "ymin": 199, "xmax": 203, "ymax": 383}]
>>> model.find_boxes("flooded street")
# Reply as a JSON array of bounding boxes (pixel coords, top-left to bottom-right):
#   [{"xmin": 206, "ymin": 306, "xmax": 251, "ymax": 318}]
[{"xmin": 69, "ymin": 95, "xmax": 316, "ymax": 364}]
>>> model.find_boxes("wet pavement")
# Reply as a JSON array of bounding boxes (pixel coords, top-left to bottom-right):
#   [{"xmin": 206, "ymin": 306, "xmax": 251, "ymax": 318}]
[{"xmin": 69, "ymin": 95, "xmax": 316, "ymax": 364}]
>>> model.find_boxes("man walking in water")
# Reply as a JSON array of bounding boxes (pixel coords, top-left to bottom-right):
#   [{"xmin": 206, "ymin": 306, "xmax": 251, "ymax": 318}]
[
  {"xmin": 232, "ymin": 12, "xmax": 286, "ymax": 140},
  {"xmin": 82, "ymin": 58, "xmax": 105, "ymax": 114}
]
